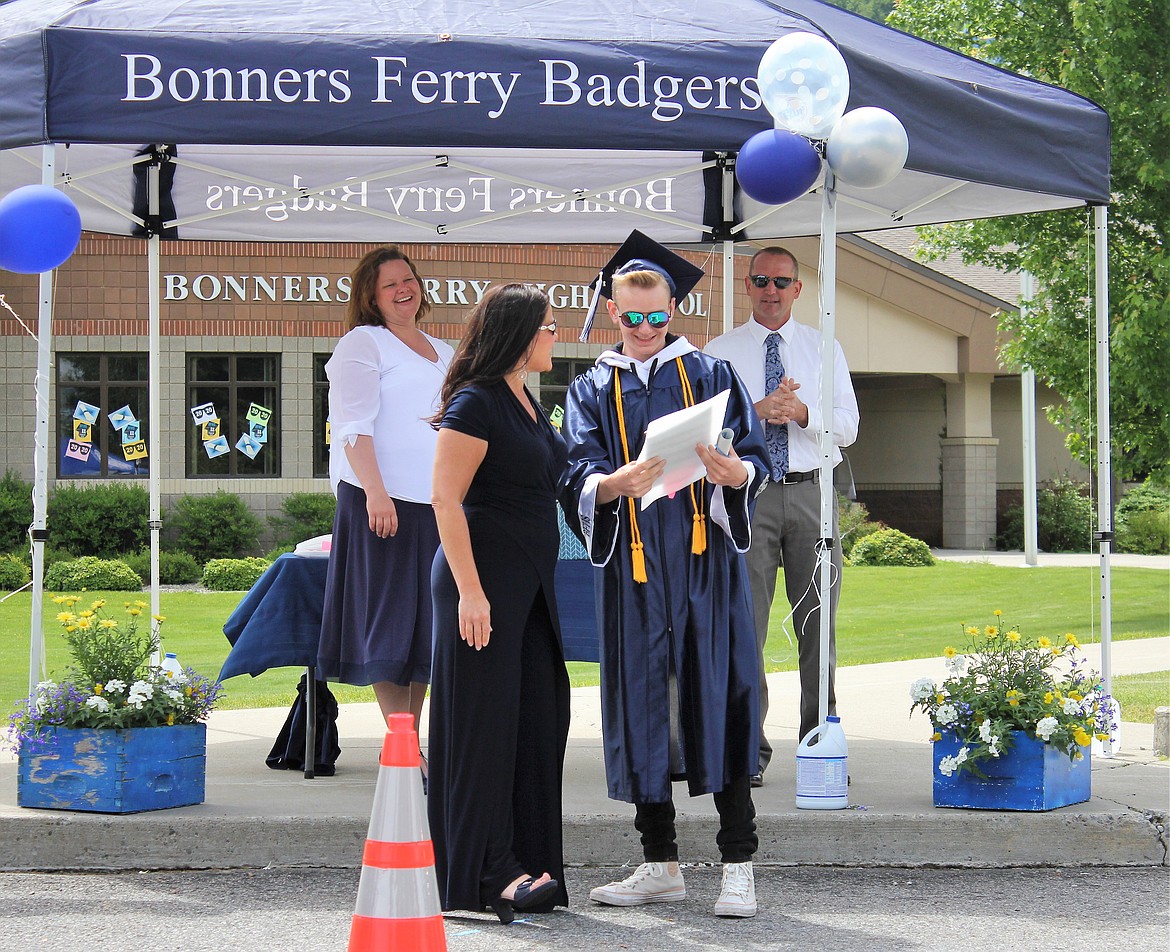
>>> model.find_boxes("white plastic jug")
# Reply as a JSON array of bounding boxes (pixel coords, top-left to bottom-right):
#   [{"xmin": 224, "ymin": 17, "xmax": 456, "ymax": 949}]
[
  {"xmin": 795, "ymin": 715, "xmax": 848, "ymax": 810},
  {"xmin": 160, "ymin": 651, "xmax": 183, "ymax": 679}
]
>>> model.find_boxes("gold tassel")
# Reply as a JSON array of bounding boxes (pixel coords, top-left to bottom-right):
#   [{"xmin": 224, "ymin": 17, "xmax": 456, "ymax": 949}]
[
  {"xmin": 691, "ymin": 512, "xmax": 707, "ymax": 555},
  {"xmin": 631, "ymin": 539, "xmax": 647, "ymax": 583}
]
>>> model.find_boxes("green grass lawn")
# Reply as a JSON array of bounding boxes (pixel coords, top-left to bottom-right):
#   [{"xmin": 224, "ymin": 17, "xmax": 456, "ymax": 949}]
[
  {"xmin": 1110, "ymin": 670, "xmax": 1170, "ymax": 723},
  {"xmin": 2, "ymin": 562, "xmax": 1166, "ymax": 714}
]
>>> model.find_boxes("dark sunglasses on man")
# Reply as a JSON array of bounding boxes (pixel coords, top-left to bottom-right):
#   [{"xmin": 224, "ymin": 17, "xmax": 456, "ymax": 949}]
[
  {"xmin": 749, "ymin": 275, "xmax": 797, "ymax": 289},
  {"xmin": 617, "ymin": 310, "xmax": 672, "ymax": 328}
]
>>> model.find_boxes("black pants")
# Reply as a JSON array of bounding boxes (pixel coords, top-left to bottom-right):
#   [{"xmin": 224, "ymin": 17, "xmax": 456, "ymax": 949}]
[{"xmin": 634, "ymin": 776, "xmax": 757, "ymax": 864}]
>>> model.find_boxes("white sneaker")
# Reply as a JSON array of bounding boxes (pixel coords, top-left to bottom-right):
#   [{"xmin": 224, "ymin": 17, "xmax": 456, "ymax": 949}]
[
  {"xmin": 589, "ymin": 862, "xmax": 687, "ymax": 906},
  {"xmin": 714, "ymin": 862, "xmax": 757, "ymax": 917}
]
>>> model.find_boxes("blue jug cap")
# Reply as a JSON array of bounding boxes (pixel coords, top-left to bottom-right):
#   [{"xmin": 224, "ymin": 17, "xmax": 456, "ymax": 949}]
[{"xmin": 826, "ymin": 715, "xmax": 841, "ymax": 723}]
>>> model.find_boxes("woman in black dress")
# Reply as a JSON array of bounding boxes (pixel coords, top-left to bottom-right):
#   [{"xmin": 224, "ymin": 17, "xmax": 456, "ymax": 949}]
[{"xmin": 428, "ymin": 284, "xmax": 570, "ymax": 922}]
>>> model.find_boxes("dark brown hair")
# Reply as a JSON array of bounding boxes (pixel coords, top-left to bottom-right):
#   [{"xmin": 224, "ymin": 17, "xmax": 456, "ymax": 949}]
[
  {"xmin": 434, "ymin": 284, "xmax": 549, "ymax": 424},
  {"xmin": 345, "ymin": 245, "xmax": 432, "ymax": 331}
]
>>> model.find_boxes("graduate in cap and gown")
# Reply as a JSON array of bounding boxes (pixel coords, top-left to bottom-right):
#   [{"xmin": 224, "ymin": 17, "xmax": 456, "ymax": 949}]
[{"xmin": 561, "ymin": 231, "xmax": 770, "ymax": 918}]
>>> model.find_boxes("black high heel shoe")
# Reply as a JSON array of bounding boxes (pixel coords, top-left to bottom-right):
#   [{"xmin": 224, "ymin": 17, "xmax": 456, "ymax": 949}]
[{"xmin": 487, "ymin": 875, "xmax": 560, "ymax": 924}]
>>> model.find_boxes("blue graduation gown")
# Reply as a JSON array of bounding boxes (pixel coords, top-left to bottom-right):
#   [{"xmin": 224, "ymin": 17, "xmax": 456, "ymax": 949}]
[{"xmin": 563, "ymin": 344, "xmax": 769, "ymax": 803}]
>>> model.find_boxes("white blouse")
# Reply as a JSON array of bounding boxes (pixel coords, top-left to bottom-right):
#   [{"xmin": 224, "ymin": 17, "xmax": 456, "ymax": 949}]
[{"xmin": 326, "ymin": 324, "xmax": 454, "ymax": 504}]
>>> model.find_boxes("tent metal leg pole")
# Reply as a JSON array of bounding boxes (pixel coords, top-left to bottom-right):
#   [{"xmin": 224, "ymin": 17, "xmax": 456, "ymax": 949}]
[
  {"xmin": 1020, "ymin": 271, "xmax": 1038, "ymax": 566},
  {"xmin": 304, "ymin": 666, "xmax": 317, "ymax": 779},
  {"xmin": 1093, "ymin": 204, "xmax": 1115, "ymax": 755},
  {"xmin": 721, "ymin": 239, "xmax": 735, "ymax": 334},
  {"xmin": 815, "ymin": 172, "xmax": 838, "ymax": 734},
  {"xmin": 28, "ymin": 144, "xmax": 57, "ymax": 694},
  {"xmin": 148, "ymin": 160, "xmax": 162, "ymax": 653}
]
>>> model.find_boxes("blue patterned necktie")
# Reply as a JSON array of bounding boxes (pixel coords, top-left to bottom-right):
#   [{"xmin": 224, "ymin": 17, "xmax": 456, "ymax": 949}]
[{"xmin": 764, "ymin": 332, "xmax": 789, "ymax": 481}]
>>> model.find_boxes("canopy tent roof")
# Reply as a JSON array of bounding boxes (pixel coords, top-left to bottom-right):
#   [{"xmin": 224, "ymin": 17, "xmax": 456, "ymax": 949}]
[{"xmin": 0, "ymin": 0, "xmax": 1109, "ymax": 243}]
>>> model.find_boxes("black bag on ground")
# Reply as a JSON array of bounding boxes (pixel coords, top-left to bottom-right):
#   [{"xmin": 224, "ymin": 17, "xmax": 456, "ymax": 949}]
[{"xmin": 266, "ymin": 674, "xmax": 341, "ymax": 776}]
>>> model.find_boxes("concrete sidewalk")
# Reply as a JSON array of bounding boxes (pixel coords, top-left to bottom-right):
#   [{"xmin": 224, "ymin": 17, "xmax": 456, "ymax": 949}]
[{"xmin": 2, "ymin": 638, "xmax": 1166, "ymax": 872}]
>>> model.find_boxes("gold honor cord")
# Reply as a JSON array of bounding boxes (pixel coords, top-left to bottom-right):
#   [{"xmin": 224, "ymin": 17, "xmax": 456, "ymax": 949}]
[{"xmin": 613, "ymin": 357, "xmax": 708, "ymax": 584}]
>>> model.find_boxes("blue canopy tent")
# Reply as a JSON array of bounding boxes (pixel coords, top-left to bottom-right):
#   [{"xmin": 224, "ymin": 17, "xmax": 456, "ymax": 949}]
[{"xmin": 0, "ymin": 0, "xmax": 1116, "ymax": 740}]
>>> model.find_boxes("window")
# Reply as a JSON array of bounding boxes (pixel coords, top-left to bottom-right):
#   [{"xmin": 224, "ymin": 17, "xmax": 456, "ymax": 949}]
[
  {"xmin": 186, "ymin": 354, "xmax": 280, "ymax": 477},
  {"xmin": 56, "ymin": 353, "xmax": 149, "ymax": 478},
  {"xmin": 313, "ymin": 354, "xmax": 329, "ymax": 479},
  {"xmin": 539, "ymin": 357, "xmax": 595, "ymax": 417}
]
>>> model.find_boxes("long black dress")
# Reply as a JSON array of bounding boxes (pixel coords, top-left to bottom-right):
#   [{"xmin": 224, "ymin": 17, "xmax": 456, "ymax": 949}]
[{"xmin": 428, "ymin": 380, "xmax": 570, "ymax": 914}]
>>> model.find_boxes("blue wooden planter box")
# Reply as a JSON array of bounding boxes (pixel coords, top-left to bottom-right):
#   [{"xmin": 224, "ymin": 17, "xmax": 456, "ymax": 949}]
[
  {"xmin": 17, "ymin": 724, "xmax": 206, "ymax": 814},
  {"xmin": 933, "ymin": 730, "xmax": 1090, "ymax": 811}
]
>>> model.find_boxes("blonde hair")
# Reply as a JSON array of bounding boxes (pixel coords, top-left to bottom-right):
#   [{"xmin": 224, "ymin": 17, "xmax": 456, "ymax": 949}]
[{"xmin": 611, "ymin": 268, "xmax": 672, "ymax": 299}]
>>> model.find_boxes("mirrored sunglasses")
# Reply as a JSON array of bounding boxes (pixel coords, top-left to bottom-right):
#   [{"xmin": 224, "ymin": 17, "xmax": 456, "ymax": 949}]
[
  {"xmin": 618, "ymin": 310, "xmax": 672, "ymax": 328},
  {"xmin": 750, "ymin": 275, "xmax": 797, "ymax": 289}
]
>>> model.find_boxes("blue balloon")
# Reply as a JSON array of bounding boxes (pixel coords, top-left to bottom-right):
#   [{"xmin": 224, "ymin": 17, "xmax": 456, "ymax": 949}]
[
  {"xmin": 0, "ymin": 185, "xmax": 83, "ymax": 274},
  {"xmin": 735, "ymin": 129, "xmax": 822, "ymax": 206}
]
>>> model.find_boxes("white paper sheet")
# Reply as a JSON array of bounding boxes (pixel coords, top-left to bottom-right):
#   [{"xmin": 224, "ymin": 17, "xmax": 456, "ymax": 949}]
[{"xmin": 636, "ymin": 389, "xmax": 731, "ymax": 509}]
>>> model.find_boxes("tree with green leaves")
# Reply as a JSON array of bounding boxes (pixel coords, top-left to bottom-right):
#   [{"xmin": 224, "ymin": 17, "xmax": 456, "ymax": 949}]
[{"xmin": 887, "ymin": 0, "xmax": 1170, "ymax": 483}]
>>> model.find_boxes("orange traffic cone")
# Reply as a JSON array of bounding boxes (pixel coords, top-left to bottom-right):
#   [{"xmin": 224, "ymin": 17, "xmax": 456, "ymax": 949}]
[{"xmin": 348, "ymin": 712, "xmax": 446, "ymax": 951}]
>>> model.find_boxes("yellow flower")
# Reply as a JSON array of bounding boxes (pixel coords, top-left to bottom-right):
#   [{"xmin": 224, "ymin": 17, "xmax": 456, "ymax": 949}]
[
  {"xmin": 943, "ymin": 646, "xmax": 958, "ymax": 658},
  {"xmin": 65, "ymin": 624, "xmax": 77, "ymax": 632},
  {"xmin": 1037, "ymin": 636, "xmax": 1052, "ymax": 648},
  {"xmin": 993, "ymin": 609, "xmax": 1003, "ymax": 617},
  {"xmin": 135, "ymin": 599, "xmax": 148, "ymax": 608},
  {"xmin": 1043, "ymin": 692, "xmax": 1054, "ymax": 704},
  {"xmin": 78, "ymin": 609, "xmax": 95, "ymax": 618},
  {"xmin": 94, "ymin": 684, "xmax": 103, "ymax": 695},
  {"xmin": 966, "ymin": 626, "xmax": 979, "ymax": 636},
  {"xmin": 127, "ymin": 607, "xmax": 141, "ymax": 616},
  {"xmin": 90, "ymin": 598, "xmax": 106, "ymax": 610},
  {"xmin": 1069, "ymin": 691, "xmax": 1082, "ymax": 701},
  {"xmin": 52, "ymin": 595, "xmax": 65, "ymax": 604},
  {"xmin": 935, "ymin": 693, "xmax": 946, "ymax": 704},
  {"xmin": 1072, "ymin": 728, "xmax": 1091, "ymax": 747},
  {"xmin": 1006, "ymin": 630, "xmax": 1021, "ymax": 642},
  {"xmin": 1050, "ymin": 647, "xmax": 1061, "ymax": 656},
  {"xmin": 985, "ymin": 626, "xmax": 998, "ymax": 637},
  {"xmin": 56, "ymin": 611, "xmax": 74, "ymax": 623},
  {"xmin": 184, "ymin": 686, "xmax": 193, "ymax": 697},
  {"xmin": 1064, "ymin": 632, "xmax": 1080, "ymax": 647},
  {"xmin": 75, "ymin": 618, "xmax": 91, "ymax": 630},
  {"xmin": 152, "ymin": 614, "xmax": 167, "ymax": 623},
  {"xmin": 1095, "ymin": 732, "xmax": 1109, "ymax": 742},
  {"xmin": 99, "ymin": 619, "xmax": 118, "ymax": 630},
  {"xmin": 166, "ymin": 713, "xmax": 175, "ymax": 726},
  {"xmin": 930, "ymin": 732, "xmax": 942, "ymax": 742}
]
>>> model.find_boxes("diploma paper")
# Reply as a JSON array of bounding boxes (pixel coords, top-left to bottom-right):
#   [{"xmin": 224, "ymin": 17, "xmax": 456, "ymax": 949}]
[{"xmin": 636, "ymin": 388, "xmax": 731, "ymax": 510}]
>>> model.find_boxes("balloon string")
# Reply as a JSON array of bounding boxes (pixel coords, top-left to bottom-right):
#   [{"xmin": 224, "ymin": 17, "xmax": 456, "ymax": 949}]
[{"xmin": 0, "ymin": 293, "xmax": 38, "ymax": 342}]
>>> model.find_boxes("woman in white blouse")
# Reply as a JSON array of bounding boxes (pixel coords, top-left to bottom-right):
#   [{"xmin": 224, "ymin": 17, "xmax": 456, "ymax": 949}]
[{"xmin": 319, "ymin": 246, "xmax": 454, "ymax": 779}]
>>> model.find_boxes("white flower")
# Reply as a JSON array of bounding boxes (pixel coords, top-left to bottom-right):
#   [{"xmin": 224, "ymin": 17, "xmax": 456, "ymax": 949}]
[
  {"xmin": 938, "ymin": 755, "xmax": 958, "ymax": 777},
  {"xmin": 163, "ymin": 688, "xmax": 183, "ymax": 703},
  {"xmin": 935, "ymin": 704, "xmax": 958, "ymax": 726},
  {"xmin": 85, "ymin": 695, "xmax": 110, "ymax": 712},
  {"xmin": 126, "ymin": 680, "xmax": 154, "ymax": 708},
  {"xmin": 978, "ymin": 718, "xmax": 993, "ymax": 742},
  {"xmin": 956, "ymin": 746, "xmax": 969, "ymax": 764},
  {"xmin": 104, "ymin": 679, "xmax": 127, "ymax": 694},
  {"xmin": 988, "ymin": 736, "xmax": 1001, "ymax": 757},
  {"xmin": 1036, "ymin": 716, "xmax": 1060, "ymax": 740},
  {"xmin": 944, "ymin": 654, "xmax": 968, "ymax": 675},
  {"xmin": 1062, "ymin": 697, "xmax": 1081, "ymax": 715},
  {"xmin": 910, "ymin": 677, "xmax": 937, "ymax": 702},
  {"xmin": 36, "ymin": 679, "xmax": 57, "ymax": 693}
]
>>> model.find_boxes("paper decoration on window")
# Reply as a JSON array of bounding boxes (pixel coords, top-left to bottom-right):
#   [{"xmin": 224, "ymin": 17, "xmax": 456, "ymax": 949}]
[
  {"xmin": 73, "ymin": 420, "xmax": 93, "ymax": 442},
  {"xmin": 236, "ymin": 432, "xmax": 262, "ymax": 459},
  {"xmin": 108, "ymin": 405, "xmax": 136, "ymax": 430},
  {"xmin": 248, "ymin": 421, "xmax": 268, "ymax": 444},
  {"xmin": 245, "ymin": 402, "xmax": 273, "ymax": 426},
  {"xmin": 64, "ymin": 440, "xmax": 92, "ymax": 463},
  {"xmin": 204, "ymin": 435, "xmax": 230, "ymax": 458},
  {"xmin": 190, "ymin": 402, "xmax": 218, "ymax": 424},
  {"xmin": 73, "ymin": 400, "xmax": 100, "ymax": 425},
  {"xmin": 120, "ymin": 421, "xmax": 141, "ymax": 443},
  {"xmin": 549, "ymin": 405, "xmax": 565, "ymax": 431},
  {"xmin": 201, "ymin": 419, "xmax": 221, "ymax": 441},
  {"xmin": 325, "ymin": 421, "xmax": 331, "ymax": 445},
  {"xmin": 122, "ymin": 439, "xmax": 148, "ymax": 461}
]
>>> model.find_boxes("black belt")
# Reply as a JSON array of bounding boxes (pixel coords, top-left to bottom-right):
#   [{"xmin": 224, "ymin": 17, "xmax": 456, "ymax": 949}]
[{"xmin": 779, "ymin": 470, "xmax": 818, "ymax": 485}]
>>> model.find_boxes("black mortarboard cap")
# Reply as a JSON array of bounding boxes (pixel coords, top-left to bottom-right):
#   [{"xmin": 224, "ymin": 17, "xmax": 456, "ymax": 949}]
[{"xmin": 579, "ymin": 230, "xmax": 706, "ymax": 342}]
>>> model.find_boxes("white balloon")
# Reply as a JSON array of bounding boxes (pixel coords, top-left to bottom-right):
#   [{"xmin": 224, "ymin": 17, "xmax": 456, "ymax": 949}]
[
  {"xmin": 757, "ymin": 32, "xmax": 850, "ymax": 138},
  {"xmin": 825, "ymin": 107, "xmax": 909, "ymax": 188}
]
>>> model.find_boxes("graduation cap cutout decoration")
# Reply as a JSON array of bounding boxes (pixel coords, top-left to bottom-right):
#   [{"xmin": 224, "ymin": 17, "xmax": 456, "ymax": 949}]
[{"xmin": 579, "ymin": 230, "xmax": 706, "ymax": 342}]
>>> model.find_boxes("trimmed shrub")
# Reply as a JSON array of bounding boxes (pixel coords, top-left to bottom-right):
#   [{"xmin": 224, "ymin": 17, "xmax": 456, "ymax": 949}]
[
  {"xmin": 0, "ymin": 470, "xmax": 33, "ymax": 554},
  {"xmin": 202, "ymin": 557, "xmax": 271, "ymax": 591},
  {"xmin": 121, "ymin": 548, "xmax": 203, "ymax": 585},
  {"xmin": 45, "ymin": 556, "xmax": 143, "ymax": 591},
  {"xmin": 1115, "ymin": 481, "xmax": 1169, "ymax": 555},
  {"xmin": 851, "ymin": 528, "xmax": 936, "ymax": 567},
  {"xmin": 269, "ymin": 492, "xmax": 336, "ymax": 548},
  {"xmin": 998, "ymin": 476, "xmax": 1094, "ymax": 552},
  {"xmin": 47, "ymin": 483, "xmax": 150, "ymax": 559},
  {"xmin": 0, "ymin": 552, "xmax": 31, "ymax": 591},
  {"xmin": 168, "ymin": 490, "xmax": 262, "ymax": 564},
  {"xmin": 839, "ymin": 500, "xmax": 885, "ymax": 561},
  {"xmin": 264, "ymin": 544, "xmax": 296, "ymax": 562}
]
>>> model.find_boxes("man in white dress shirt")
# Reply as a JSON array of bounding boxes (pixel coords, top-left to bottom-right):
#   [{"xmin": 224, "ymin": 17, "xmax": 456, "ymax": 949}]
[{"xmin": 704, "ymin": 246, "xmax": 859, "ymax": 785}]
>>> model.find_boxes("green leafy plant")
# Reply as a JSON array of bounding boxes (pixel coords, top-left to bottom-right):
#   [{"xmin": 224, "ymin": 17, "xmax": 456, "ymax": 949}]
[
  {"xmin": 268, "ymin": 492, "xmax": 336, "ymax": 548},
  {"xmin": 201, "ymin": 557, "xmax": 270, "ymax": 591},
  {"xmin": 850, "ymin": 528, "xmax": 936, "ymax": 567},
  {"xmin": 45, "ymin": 556, "xmax": 142, "ymax": 591},
  {"xmin": 0, "ymin": 553, "xmax": 31, "ymax": 591},
  {"xmin": 1115, "ymin": 481, "xmax": 1169, "ymax": 555},
  {"xmin": 998, "ymin": 475, "xmax": 1095, "ymax": 552},
  {"xmin": 839, "ymin": 499, "xmax": 885, "ymax": 561},
  {"xmin": 5, "ymin": 595, "xmax": 222, "ymax": 752},
  {"xmin": 0, "ymin": 470, "xmax": 33, "ymax": 554},
  {"xmin": 47, "ymin": 483, "xmax": 149, "ymax": 559},
  {"xmin": 121, "ymin": 549, "xmax": 203, "ymax": 585},
  {"xmin": 168, "ymin": 490, "xmax": 262, "ymax": 564},
  {"xmin": 909, "ymin": 614, "xmax": 1114, "ymax": 778}
]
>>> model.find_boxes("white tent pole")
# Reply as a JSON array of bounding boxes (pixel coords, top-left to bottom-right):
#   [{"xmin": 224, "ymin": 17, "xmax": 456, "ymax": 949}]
[
  {"xmin": 148, "ymin": 153, "xmax": 162, "ymax": 653},
  {"xmin": 816, "ymin": 169, "xmax": 838, "ymax": 732},
  {"xmin": 1020, "ymin": 270, "xmax": 1038, "ymax": 566},
  {"xmin": 28, "ymin": 144, "xmax": 57, "ymax": 693},
  {"xmin": 721, "ymin": 156, "xmax": 737, "ymax": 333},
  {"xmin": 1093, "ymin": 204, "xmax": 1116, "ymax": 754}
]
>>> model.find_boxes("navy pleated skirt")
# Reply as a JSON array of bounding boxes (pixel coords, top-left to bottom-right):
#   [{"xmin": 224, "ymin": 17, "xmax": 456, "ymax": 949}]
[{"xmin": 317, "ymin": 481, "xmax": 438, "ymax": 686}]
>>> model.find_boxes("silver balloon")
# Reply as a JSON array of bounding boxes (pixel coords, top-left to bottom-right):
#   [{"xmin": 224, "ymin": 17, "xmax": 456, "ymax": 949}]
[
  {"xmin": 825, "ymin": 107, "xmax": 909, "ymax": 188},
  {"xmin": 757, "ymin": 32, "xmax": 850, "ymax": 139}
]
